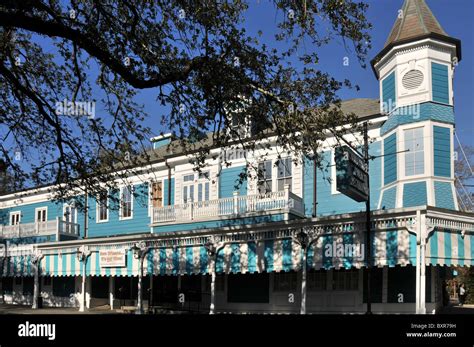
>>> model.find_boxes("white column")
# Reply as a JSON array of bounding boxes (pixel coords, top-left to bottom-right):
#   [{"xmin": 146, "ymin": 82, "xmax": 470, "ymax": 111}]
[
  {"xmin": 109, "ymin": 277, "xmax": 114, "ymax": 310},
  {"xmin": 300, "ymin": 249, "xmax": 307, "ymax": 314},
  {"xmin": 209, "ymin": 256, "xmax": 216, "ymax": 315},
  {"xmin": 233, "ymin": 191, "xmax": 239, "ymax": 215},
  {"xmin": 86, "ymin": 276, "xmax": 91, "ymax": 309},
  {"xmin": 420, "ymin": 219, "xmax": 427, "ymax": 314},
  {"xmin": 79, "ymin": 265, "xmax": 87, "ymax": 312},
  {"xmin": 415, "ymin": 211, "xmax": 421, "ymax": 314},
  {"xmin": 32, "ymin": 260, "xmax": 40, "ymax": 309},
  {"xmin": 137, "ymin": 256, "xmax": 144, "ymax": 314}
]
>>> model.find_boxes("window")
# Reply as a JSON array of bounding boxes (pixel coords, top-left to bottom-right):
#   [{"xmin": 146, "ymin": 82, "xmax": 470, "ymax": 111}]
[
  {"xmin": 332, "ymin": 270, "xmax": 359, "ymax": 291},
  {"xmin": 273, "ymin": 271, "xmax": 297, "ymax": 292},
  {"xmin": 257, "ymin": 160, "xmax": 272, "ymax": 194},
  {"xmin": 182, "ymin": 172, "xmax": 210, "ymax": 203},
  {"xmin": 404, "ymin": 127, "xmax": 424, "ymax": 176},
  {"xmin": 97, "ymin": 191, "xmax": 109, "ymax": 222},
  {"xmin": 277, "ymin": 157, "xmax": 292, "ymax": 191},
  {"xmin": 183, "ymin": 174, "xmax": 194, "ymax": 182},
  {"xmin": 197, "ymin": 182, "xmax": 210, "ymax": 202},
  {"xmin": 35, "ymin": 207, "xmax": 47, "ymax": 223},
  {"xmin": 198, "ymin": 171, "xmax": 210, "ymax": 202},
  {"xmin": 308, "ymin": 270, "xmax": 327, "ymax": 291},
  {"xmin": 151, "ymin": 182, "xmax": 163, "ymax": 209},
  {"xmin": 182, "ymin": 174, "xmax": 194, "ymax": 204},
  {"xmin": 9, "ymin": 211, "xmax": 21, "ymax": 225},
  {"xmin": 120, "ymin": 186, "xmax": 133, "ymax": 219},
  {"xmin": 63, "ymin": 204, "xmax": 77, "ymax": 223}
]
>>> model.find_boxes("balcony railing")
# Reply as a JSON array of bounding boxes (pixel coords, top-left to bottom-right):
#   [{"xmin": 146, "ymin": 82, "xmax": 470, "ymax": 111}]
[
  {"xmin": 0, "ymin": 218, "xmax": 80, "ymax": 239},
  {"xmin": 152, "ymin": 187, "xmax": 304, "ymax": 224}
]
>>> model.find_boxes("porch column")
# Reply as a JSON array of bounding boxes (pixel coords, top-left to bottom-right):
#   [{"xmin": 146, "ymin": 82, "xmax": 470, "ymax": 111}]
[
  {"xmin": 32, "ymin": 251, "xmax": 43, "ymax": 310},
  {"xmin": 204, "ymin": 236, "xmax": 223, "ymax": 315},
  {"xmin": 293, "ymin": 228, "xmax": 318, "ymax": 315},
  {"xmin": 415, "ymin": 210, "xmax": 421, "ymax": 314},
  {"xmin": 209, "ymin": 256, "xmax": 216, "ymax": 314},
  {"xmin": 418, "ymin": 213, "xmax": 434, "ymax": 314},
  {"xmin": 300, "ymin": 247, "xmax": 307, "ymax": 314},
  {"xmin": 77, "ymin": 245, "xmax": 91, "ymax": 312},
  {"xmin": 130, "ymin": 241, "xmax": 150, "ymax": 315},
  {"xmin": 109, "ymin": 277, "xmax": 114, "ymax": 310}
]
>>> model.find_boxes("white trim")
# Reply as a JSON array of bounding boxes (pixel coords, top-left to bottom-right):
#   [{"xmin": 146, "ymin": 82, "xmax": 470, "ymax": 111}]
[
  {"xmin": 119, "ymin": 185, "xmax": 134, "ymax": 220},
  {"xmin": 96, "ymin": 191, "xmax": 109, "ymax": 223},
  {"xmin": 330, "ymin": 149, "xmax": 340, "ymax": 195},
  {"xmin": 34, "ymin": 206, "xmax": 48, "ymax": 223},
  {"xmin": 9, "ymin": 211, "xmax": 21, "ymax": 225}
]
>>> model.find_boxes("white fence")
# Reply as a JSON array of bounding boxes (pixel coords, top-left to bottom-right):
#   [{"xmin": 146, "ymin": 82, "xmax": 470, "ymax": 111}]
[
  {"xmin": 152, "ymin": 190, "xmax": 304, "ymax": 224},
  {"xmin": 0, "ymin": 218, "xmax": 80, "ymax": 239}
]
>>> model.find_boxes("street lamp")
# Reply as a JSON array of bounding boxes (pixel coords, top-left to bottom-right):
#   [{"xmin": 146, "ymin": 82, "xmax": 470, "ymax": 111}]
[
  {"xmin": 204, "ymin": 236, "xmax": 222, "ymax": 315},
  {"xmin": 293, "ymin": 227, "xmax": 318, "ymax": 315},
  {"xmin": 131, "ymin": 241, "xmax": 150, "ymax": 315},
  {"xmin": 77, "ymin": 245, "xmax": 91, "ymax": 312}
]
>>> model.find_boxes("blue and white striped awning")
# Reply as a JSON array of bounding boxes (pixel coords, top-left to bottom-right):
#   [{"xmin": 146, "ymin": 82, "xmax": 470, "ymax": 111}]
[
  {"xmin": 2, "ymin": 227, "xmax": 472, "ymax": 277},
  {"xmin": 0, "ymin": 255, "xmax": 34, "ymax": 277},
  {"xmin": 426, "ymin": 228, "xmax": 474, "ymax": 266},
  {"xmin": 39, "ymin": 246, "xmax": 143, "ymax": 277},
  {"xmin": 146, "ymin": 229, "xmax": 416, "ymax": 275}
]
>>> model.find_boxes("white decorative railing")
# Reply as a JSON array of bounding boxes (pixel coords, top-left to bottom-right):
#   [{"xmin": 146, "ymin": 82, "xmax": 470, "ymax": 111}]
[
  {"xmin": 152, "ymin": 187, "xmax": 304, "ymax": 224},
  {"xmin": 0, "ymin": 218, "xmax": 80, "ymax": 239}
]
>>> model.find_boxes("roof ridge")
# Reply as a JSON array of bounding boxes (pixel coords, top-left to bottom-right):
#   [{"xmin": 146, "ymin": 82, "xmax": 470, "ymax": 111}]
[{"xmin": 415, "ymin": 0, "xmax": 429, "ymax": 34}]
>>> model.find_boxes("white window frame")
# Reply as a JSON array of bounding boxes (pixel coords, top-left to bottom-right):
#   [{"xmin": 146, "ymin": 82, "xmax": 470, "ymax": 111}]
[
  {"xmin": 149, "ymin": 180, "xmax": 164, "ymax": 217},
  {"xmin": 96, "ymin": 190, "xmax": 109, "ymax": 223},
  {"xmin": 119, "ymin": 185, "xmax": 134, "ymax": 220},
  {"xmin": 9, "ymin": 211, "xmax": 21, "ymax": 226},
  {"xmin": 181, "ymin": 171, "xmax": 210, "ymax": 204},
  {"xmin": 277, "ymin": 157, "xmax": 292, "ymax": 192},
  {"xmin": 63, "ymin": 204, "xmax": 77, "ymax": 224},
  {"xmin": 257, "ymin": 160, "xmax": 273, "ymax": 194},
  {"xmin": 403, "ymin": 126, "xmax": 425, "ymax": 178},
  {"xmin": 35, "ymin": 207, "xmax": 48, "ymax": 223}
]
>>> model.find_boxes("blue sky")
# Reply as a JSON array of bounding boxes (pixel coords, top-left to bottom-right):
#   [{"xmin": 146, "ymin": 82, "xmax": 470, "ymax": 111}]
[
  {"xmin": 4, "ymin": 0, "xmax": 473, "ymax": 183},
  {"xmin": 133, "ymin": 0, "xmax": 474, "ymax": 148}
]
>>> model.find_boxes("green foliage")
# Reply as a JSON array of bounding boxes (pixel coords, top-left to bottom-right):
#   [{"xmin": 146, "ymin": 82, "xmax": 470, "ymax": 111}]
[{"xmin": 0, "ymin": 0, "xmax": 372, "ymax": 209}]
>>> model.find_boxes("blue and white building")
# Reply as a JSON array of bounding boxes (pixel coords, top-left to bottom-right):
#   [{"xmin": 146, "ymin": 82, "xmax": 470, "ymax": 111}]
[{"xmin": 0, "ymin": 0, "xmax": 472, "ymax": 314}]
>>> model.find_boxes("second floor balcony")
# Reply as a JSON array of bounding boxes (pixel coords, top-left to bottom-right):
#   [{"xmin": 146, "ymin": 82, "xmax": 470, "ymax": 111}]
[
  {"xmin": 0, "ymin": 218, "xmax": 80, "ymax": 240},
  {"xmin": 152, "ymin": 187, "xmax": 304, "ymax": 225}
]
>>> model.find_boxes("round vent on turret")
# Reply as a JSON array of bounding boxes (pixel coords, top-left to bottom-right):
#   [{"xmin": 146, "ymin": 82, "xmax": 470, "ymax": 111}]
[{"xmin": 402, "ymin": 69, "xmax": 424, "ymax": 90}]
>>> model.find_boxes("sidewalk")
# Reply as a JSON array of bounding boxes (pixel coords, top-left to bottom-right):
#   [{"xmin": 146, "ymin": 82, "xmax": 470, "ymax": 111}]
[
  {"xmin": 0, "ymin": 303, "xmax": 123, "ymax": 315},
  {"xmin": 438, "ymin": 303, "xmax": 474, "ymax": 314}
]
